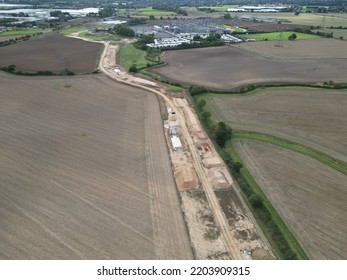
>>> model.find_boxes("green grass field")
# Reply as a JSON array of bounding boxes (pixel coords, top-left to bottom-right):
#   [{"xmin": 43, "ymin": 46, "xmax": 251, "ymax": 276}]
[
  {"xmin": 78, "ymin": 31, "xmax": 124, "ymax": 43},
  {"xmin": 0, "ymin": 27, "xmax": 48, "ymax": 36},
  {"xmin": 222, "ymin": 24, "xmax": 247, "ymax": 32},
  {"xmin": 60, "ymin": 27, "xmax": 84, "ymax": 36},
  {"xmin": 137, "ymin": 7, "xmax": 176, "ymax": 16},
  {"xmin": 240, "ymin": 31, "xmax": 321, "ymax": 41},
  {"xmin": 118, "ymin": 44, "xmax": 152, "ymax": 71},
  {"xmin": 167, "ymin": 85, "xmax": 185, "ymax": 93}
]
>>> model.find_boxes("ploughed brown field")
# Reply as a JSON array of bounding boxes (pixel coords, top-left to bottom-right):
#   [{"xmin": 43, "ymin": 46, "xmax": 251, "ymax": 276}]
[
  {"xmin": 223, "ymin": 19, "xmax": 311, "ymax": 32},
  {"xmin": 238, "ymin": 39, "xmax": 347, "ymax": 59},
  {"xmin": 204, "ymin": 87, "xmax": 347, "ymax": 163},
  {"xmin": 151, "ymin": 41, "xmax": 347, "ymax": 90},
  {"xmin": 234, "ymin": 139, "xmax": 347, "ymax": 259},
  {"xmin": 0, "ymin": 34, "xmax": 102, "ymax": 74},
  {"xmin": 0, "ymin": 72, "xmax": 193, "ymax": 259}
]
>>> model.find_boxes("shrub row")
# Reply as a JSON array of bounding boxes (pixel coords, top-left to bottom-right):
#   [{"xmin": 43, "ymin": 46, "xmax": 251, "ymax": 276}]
[
  {"xmin": 160, "ymin": 40, "xmax": 224, "ymax": 51},
  {"xmin": 1, "ymin": 65, "xmax": 75, "ymax": 76}
]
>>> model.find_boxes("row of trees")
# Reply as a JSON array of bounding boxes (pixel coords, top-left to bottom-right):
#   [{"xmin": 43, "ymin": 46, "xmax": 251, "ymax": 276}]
[
  {"xmin": 1, "ymin": 64, "xmax": 74, "ymax": 76},
  {"xmin": 0, "ymin": 34, "xmax": 33, "ymax": 48}
]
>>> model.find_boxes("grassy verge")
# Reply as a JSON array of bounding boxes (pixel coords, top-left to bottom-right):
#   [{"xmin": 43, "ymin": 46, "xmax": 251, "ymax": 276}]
[
  {"xmin": 59, "ymin": 27, "xmax": 84, "ymax": 36},
  {"xmin": 239, "ymin": 31, "xmax": 321, "ymax": 41},
  {"xmin": 78, "ymin": 31, "xmax": 124, "ymax": 43},
  {"xmin": 233, "ymin": 132, "xmax": 347, "ymax": 176},
  {"xmin": 167, "ymin": 85, "xmax": 185, "ymax": 93}
]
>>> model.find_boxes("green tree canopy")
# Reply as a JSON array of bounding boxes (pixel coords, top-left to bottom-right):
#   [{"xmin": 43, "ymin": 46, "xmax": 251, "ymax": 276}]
[
  {"xmin": 197, "ymin": 98, "xmax": 207, "ymax": 109},
  {"xmin": 113, "ymin": 24, "xmax": 135, "ymax": 37},
  {"xmin": 288, "ymin": 33, "xmax": 297, "ymax": 40},
  {"xmin": 214, "ymin": 121, "xmax": 233, "ymax": 148}
]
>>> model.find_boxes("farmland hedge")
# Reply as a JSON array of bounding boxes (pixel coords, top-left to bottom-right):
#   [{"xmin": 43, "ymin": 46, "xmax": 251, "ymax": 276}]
[
  {"xmin": 189, "ymin": 85, "xmax": 208, "ymax": 96},
  {"xmin": 223, "ymin": 151, "xmax": 299, "ymax": 259},
  {"xmin": 160, "ymin": 40, "xmax": 224, "ymax": 51},
  {"xmin": 1, "ymin": 64, "xmax": 75, "ymax": 76},
  {"xmin": 192, "ymin": 96, "xmax": 304, "ymax": 260},
  {"xmin": 0, "ymin": 34, "xmax": 33, "ymax": 48}
]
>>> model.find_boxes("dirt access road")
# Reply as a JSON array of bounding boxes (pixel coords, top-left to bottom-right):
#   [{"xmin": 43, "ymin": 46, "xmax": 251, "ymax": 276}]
[{"xmin": 98, "ymin": 42, "xmax": 258, "ymax": 259}]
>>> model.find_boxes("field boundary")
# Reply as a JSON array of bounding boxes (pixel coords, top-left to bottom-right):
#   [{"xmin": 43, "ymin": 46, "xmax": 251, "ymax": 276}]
[
  {"xmin": 233, "ymin": 131, "xmax": 347, "ymax": 176},
  {"xmin": 225, "ymin": 140, "xmax": 309, "ymax": 259},
  {"xmin": 190, "ymin": 101, "xmax": 307, "ymax": 259}
]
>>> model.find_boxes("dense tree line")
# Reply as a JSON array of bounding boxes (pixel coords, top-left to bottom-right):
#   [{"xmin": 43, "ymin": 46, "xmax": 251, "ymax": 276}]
[
  {"xmin": 98, "ymin": 4, "xmax": 116, "ymax": 18},
  {"xmin": 112, "ymin": 24, "xmax": 135, "ymax": 37},
  {"xmin": 134, "ymin": 34, "xmax": 155, "ymax": 50},
  {"xmin": 49, "ymin": 11, "xmax": 73, "ymax": 21}
]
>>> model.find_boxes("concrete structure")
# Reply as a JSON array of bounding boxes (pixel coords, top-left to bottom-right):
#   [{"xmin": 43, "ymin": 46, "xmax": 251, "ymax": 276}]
[
  {"xmin": 221, "ymin": 34, "xmax": 242, "ymax": 43},
  {"xmin": 171, "ymin": 135, "xmax": 182, "ymax": 151},
  {"xmin": 147, "ymin": 37, "xmax": 190, "ymax": 48}
]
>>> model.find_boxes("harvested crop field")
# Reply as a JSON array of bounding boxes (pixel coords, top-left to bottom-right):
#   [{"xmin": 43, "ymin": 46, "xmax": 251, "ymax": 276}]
[
  {"xmin": 151, "ymin": 44, "xmax": 347, "ymax": 90},
  {"xmin": 0, "ymin": 72, "xmax": 193, "ymax": 259},
  {"xmin": 238, "ymin": 39, "xmax": 347, "ymax": 59},
  {"xmin": 233, "ymin": 139, "xmax": 347, "ymax": 259},
  {"xmin": 204, "ymin": 87, "xmax": 347, "ymax": 163},
  {"xmin": 223, "ymin": 19, "xmax": 311, "ymax": 32},
  {"xmin": 0, "ymin": 34, "xmax": 102, "ymax": 74}
]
